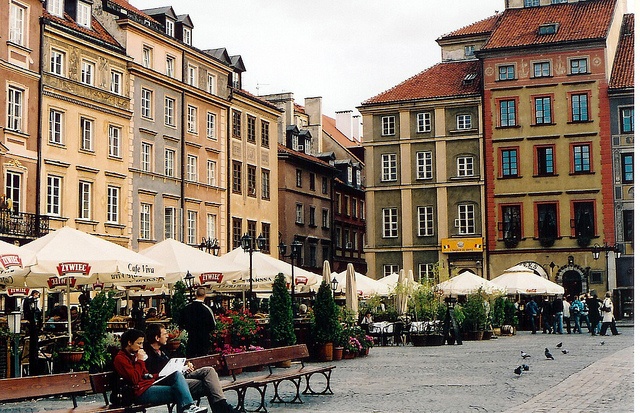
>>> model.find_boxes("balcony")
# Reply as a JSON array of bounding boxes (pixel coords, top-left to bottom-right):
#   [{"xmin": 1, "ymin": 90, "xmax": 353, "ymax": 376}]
[{"xmin": 0, "ymin": 211, "xmax": 50, "ymax": 240}]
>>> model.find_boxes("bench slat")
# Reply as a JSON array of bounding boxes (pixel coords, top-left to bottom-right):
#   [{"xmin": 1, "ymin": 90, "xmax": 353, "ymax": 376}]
[{"xmin": 0, "ymin": 372, "xmax": 92, "ymax": 402}]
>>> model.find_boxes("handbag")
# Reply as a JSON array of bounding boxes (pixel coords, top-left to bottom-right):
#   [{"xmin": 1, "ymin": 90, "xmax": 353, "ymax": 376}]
[{"xmin": 602, "ymin": 305, "xmax": 612, "ymax": 313}]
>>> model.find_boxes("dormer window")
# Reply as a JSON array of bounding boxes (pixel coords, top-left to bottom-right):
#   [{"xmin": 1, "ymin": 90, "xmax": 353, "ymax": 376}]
[
  {"xmin": 464, "ymin": 45, "xmax": 475, "ymax": 57},
  {"xmin": 463, "ymin": 73, "xmax": 477, "ymax": 85},
  {"xmin": 165, "ymin": 20, "xmax": 174, "ymax": 37},
  {"xmin": 183, "ymin": 28, "xmax": 191, "ymax": 45},
  {"xmin": 538, "ymin": 23, "xmax": 558, "ymax": 35},
  {"xmin": 347, "ymin": 165, "xmax": 353, "ymax": 185},
  {"xmin": 77, "ymin": 1, "xmax": 91, "ymax": 28},
  {"xmin": 47, "ymin": 0, "xmax": 63, "ymax": 17}
]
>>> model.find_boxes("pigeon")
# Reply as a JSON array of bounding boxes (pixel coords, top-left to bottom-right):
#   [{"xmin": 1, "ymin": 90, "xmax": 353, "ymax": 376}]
[
  {"xmin": 556, "ymin": 342, "xmax": 562, "ymax": 348},
  {"xmin": 561, "ymin": 349, "xmax": 568, "ymax": 354},
  {"xmin": 600, "ymin": 341, "xmax": 605, "ymax": 345},
  {"xmin": 545, "ymin": 348, "xmax": 554, "ymax": 360},
  {"xmin": 521, "ymin": 364, "xmax": 530, "ymax": 371},
  {"xmin": 514, "ymin": 365, "xmax": 523, "ymax": 375},
  {"xmin": 520, "ymin": 350, "xmax": 531, "ymax": 359}
]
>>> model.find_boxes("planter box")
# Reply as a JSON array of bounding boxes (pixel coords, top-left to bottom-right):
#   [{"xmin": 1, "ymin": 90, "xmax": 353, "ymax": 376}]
[{"xmin": 411, "ymin": 334, "xmax": 444, "ymax": 346}]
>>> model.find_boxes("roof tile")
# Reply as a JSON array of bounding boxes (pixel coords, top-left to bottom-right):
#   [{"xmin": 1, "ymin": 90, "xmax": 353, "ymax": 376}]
[
  {"xmin": 438, "ymin": 13, "xmax": 501, "ymax": 40},
  {"xmin": 43, "ymin": 10, "xmax": 122, "ymax": 49},
  {"xmin": 610, "ymin": 14, "xmax": 634, "ymax": 90}
]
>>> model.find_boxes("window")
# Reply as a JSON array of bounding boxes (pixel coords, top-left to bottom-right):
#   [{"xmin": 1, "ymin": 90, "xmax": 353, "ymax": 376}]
[
  {"xmin": 296, "ymin": 204, "xmax": 304, "ymax": 224},
  {"xmin": 50, "ymin": 49, "xmax": 65, "ymax": 75},
  {"xmin": 322, "ymin": 177, "xmax": 328, "ymax": 194},
  {"xmin": 188, "ymin": 65, "xmax": 197, "ymax": 87},
  {"xmin": 356, "ymin": 170, "xmax": 362, "ymax": 187},
  {"xmin": 164, "ymin": 148, "xmax": 175, "ymax": 177},
  {"xmin": 336, "ymin": 193, "xmax": 342, "ymax": 215},
  {"xmin": 417, "ymin": 112, "xmax": 431, "ymax": 133},
  {"xmin": 261, "ymin": 222, "xmax": 271, "ymax": 253},
  {"xmin": 49, "ymin": 109, "xmax": 63, "ymax": 144},
  {"xmin": 336, "ymin": 228, "xmax": 342, "ymax": 248},
  {"xmin": 78, "ymin": 181, "xmax": 92, "ymax": 219},
  {"xmin": 525, "ymin": 0, "xmax": 540, "ymax": 8},
  {"xmin": 537, "ymin": 203, "xmax": 558, "ymax": 240},
  {"xmin": 205, "ymin": 112, "xmax": 216, "ymax": 139},
  {"xmin": 382, "ymin": 207, "xmax": 398, "ymax": 238},
  {"xmin": 5, "ymin": 172, "xmax": 20, "ymax": 214},
  {"xmin": 47, "ymin": 0, "xmax": 63, "ymax": 16},
  {"xmin": 464, "ymin": 45, "xmax": 475, "ymax": 57},
  {"xmin": 261, "ymin": 120, "xmax": 270, "ymax": 147},
  {"xmin": 232, "ymin": 218, "xmax": 242, "ymax": 248},
  {"xmin": 186, "ymin": 155, "xmax": 197, "ymax": 182},
  {"xmin": 7, "ymin": 86, "xmax": 23, "ymax": 131},
  {"xmin": 347, "ymin": 166, "xmax": 352, "ymax": 185},
  {"xmin": 571, "ymin": 93, "xmax": 589, "ymax": 122},
  {"xmin": 296, "ymin": 169, "xmax": 302, "ymax": 187},
  {"xmin": 165, "ymin": 20, "xmax": 174, "ymax": 36},
  {"xmin": 9, "ymin": 2, "xmax": 25, "ymax": 45},
  {"xmin": 623, "ymin": 210, "xmax": 633, "ymax": 242},
  {"xmin": 499, "ymin": 99, "xmax": 516, "ymax": 127},
  {"xmin": 232, "ymin": 110, "xmax": 241, "ymax": 138},
  {"xmin": 498, "ymin": 65, "xmax": 515, "ymax": 80},
  {"xmin": 141, "ymin": 89, "xmax": 152, "ymax": 118},
  {"xmin": 261, "ymin": 169, "xmax": 270, "ymax": 200},
  {"xmin": 187, "ymin": 211, "xmax": 197, "ymax": 245},
  {"xmin": 381, "ymin": 116, "xmax": 395, "ymax": 136},
  {"xmin": 360, "ymin": 200, "xmax": 365, "ymax": 221},
  {"xmin": 457, "ymin": 156, "xmax": 474, "ymax": 177},
  {"xmin": 538, "ymin": 23, "xmax": 558, "ymax": 35},
  {"xmin": 381, "ymin": 153, "xmax": 397, "ymax": 181},
  {"xmin": 164, "ymin": 97, "xmax": 175, "ymax": 126},
  {"xmin": 141, "ymin": 142, "xmax": 152, "ymax": 172},
  {"xmin": 142, "ymin": 46, "xmax": 152, "ymax": 68},
  {"xmin": 207, "ymin": 160, "xmax": 217, "ymax": 186},
  {"xmin": 501, "ymin": 149, "xmax": 518, "ymax": 177},
  {"xmin": 110, "ymin": 71, "xmax": 122, "ymax": 95},
  {"xmin": 247, "ymin": 165, "xmax": 256, "ymax": 196},
  {"xmin": 501, "ymin": 205, "xmax": 522, "ymax": 241},
  {"xmin": 183, "ymin": 28, "xmax": 192, "ymax": 45},
  {"xmin": 573, "ymin": 201, "xmax": 594, "ymax": 239},
  {"xmin": 81, "ymin": 60, "xmax": 94, "ymax": 85},
  {"xmin": 322, "ymin": 209, "xmax": 329, "ymax": 228},
  {"xmin": 383, "ymin": 264, "xmax": 399, "ymax": 278},
  {"xmin": 80, "ymin": 117, "xmax": 93, "ymax": 151},
  {"xmin": 108, "ymin": 125, "xmax": 121, "ymax": 158},
  {"xmin": 456, "ymin": 114, "xmax": 471, "ymax": 130},
  {"xmin": 620, "ymin": 107, "xmax": 634, "ymax": 133},
  {"xmin": 187, "ymin": 105, "xmax": 197, "ymax": 133},
  {"xmin": 166, "ymin": 56, "xmax": 175, "ymax": 77},
  {"xmin": 533, "ymin": 61, "xmax": 551, "ymax": 78},
  {"xmin": 76, "ymin": 1, "xmax": 91, "ymax": 28},
  {"xmin": 309, "ymin": 173, "xmax": 316, "ymax": 191},
  {"xmin": 207, "ymin": 74, "xmax": 216, "ymax": 94},
  {"xmin": 456, "ymin": 204, "xmax": 475, "ymax": 235},
  {"xmin": 247, "ymin": 116, "xmax": 256, "ymax": 143},
  {"xmin": 232, "ymin": 161, "xmax": 242, "ymax": 193},
  {"xmin": 622, "ymin": 153, "xmax": 633, "ymax": 183},
  {"xmin": 570, "ymin": 58, "xmax": 588, "ymax": 74},
  {"xmin": 572, "ymin": 144, "xmax": 591, "ymax": 173},
  {"xmin": 345, "ymin": 196, "xmax": 350, "ymax": 216},
  {"xmin": 164, "ymin": 207, "xmax": 176, "ymax": 239},
  {"xmin": 417, "ymin": 206, "xmax": 434, "ymax": 237},
  {"xmin": 207, "ymin": 214, "xmax": 217, "ymax": 240},
  {"xmin": 140, "ymin": 203, "xmax": 151, "ymax": 239},
  {"xmin": 536, "ymin": 146, "xmax": 554, "ymax": 176},
  {"xmin": 534, "ymin": 96, "xmax": 552, "ymax": 124},
  {"xmin": 47, "ymin": 175, "xmax": 62, "ymax": 216},
  {"xmin": 107, "ymin": 186, "xmax": 119, "ymax": 223},
  {"xmin": 309, "ymin": 206, "xmax": 316, "ymax": 226},
  {"xmin": 418, "ymin": 264, "xmax": 435, "ymax": 282}
]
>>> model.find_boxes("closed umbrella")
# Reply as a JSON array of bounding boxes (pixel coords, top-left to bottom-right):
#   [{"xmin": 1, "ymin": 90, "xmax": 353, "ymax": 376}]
[
  {"xmin": 332, "ymin": 270, "xmax": 389, "ymax": 297},
  {"xmin": 345, "ymin": 263, "xmax": 358, "ymax": 315},
  {"xmin": 395, "ymin": 269, "xmax": 406, "ymax": 314},
  {"xmin": 322, "ymin": 260, "xmax": 331, "ymax": 285}
]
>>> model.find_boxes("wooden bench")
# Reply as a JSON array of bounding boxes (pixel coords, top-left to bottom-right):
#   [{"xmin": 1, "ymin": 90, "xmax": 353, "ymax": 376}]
[
  {"xmin": 90, "ymin": 371, "xmax": 168, "ymax": 413},
  {"xmin": 224, "ymin": 344, "xmax": 335, "ymax": 412},
  {"xmin": 0, "ymin": 371, "xmax": 93, "ymax": 409}
]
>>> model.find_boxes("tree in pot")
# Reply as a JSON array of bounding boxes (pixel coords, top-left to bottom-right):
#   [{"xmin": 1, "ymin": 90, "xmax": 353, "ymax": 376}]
[
  {"xmin": 269, "ymin": 273, "xmax": 296, "ymax": 347},
  {"xmin": 408, "ymin": 283, "xmax": 446, "ymax": 346},
  {"xmin": 168, "ymin": 281, "xmax": 188, "ymax": 327},
  {"xmin": 76, "ymin": 290, "xmax": 117, "ymax": 372},
  {"xmin": 461, "ymin": 289, "xmax": 488, "ymax": 340},
  {"xmin": 310, "ymin": 281, "xmax": 340, "ymax": 360}
]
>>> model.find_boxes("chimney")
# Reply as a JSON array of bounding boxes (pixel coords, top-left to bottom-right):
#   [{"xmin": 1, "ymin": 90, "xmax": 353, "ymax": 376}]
[
  {"xmin": 352, "ymin": 114, "xmax": 362, "ymax": 143},
  {"xmin": 335, "ymin": 110, "xmax": 353, "ymax": 141},
  {"xmin": 304, "ymin": 97, "xmax": 322, "ymax": 153}
]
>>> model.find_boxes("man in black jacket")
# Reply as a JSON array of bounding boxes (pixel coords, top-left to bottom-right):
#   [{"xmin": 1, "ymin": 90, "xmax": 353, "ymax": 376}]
[
  {"xmin": 585, "ymin": 292, "xmax": 602, "ymax": 336},
  {"xmin": 180, "ymin": 287, "xmax": 216, "ymax": 357}
]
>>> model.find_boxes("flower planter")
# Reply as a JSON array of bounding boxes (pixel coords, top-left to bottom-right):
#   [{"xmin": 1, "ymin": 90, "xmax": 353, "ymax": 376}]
[
  {"xmin": 315, "ymin": 342, "xmax": 333, "ymax": 362},
  {"xmin": 59, "ymin": 351, "xmax": 84, "ymax": 364},
  {"xmin": 483, "ymin": 330, "xmax": 493, "ymax": 340},
  {"xmin": 411, "ymin": 334, "xmax": 444, "ymax": 346},
  {"xmin": 166, "ymin": 340, "xmax": 181, "ymax": 351},
  {"xmin": 343, "ymin": 351, "xmax": 356, "ymax": 359},
  {"xmin": 332, "ymin": 346, "xmax": 343, "ymax": 361}
]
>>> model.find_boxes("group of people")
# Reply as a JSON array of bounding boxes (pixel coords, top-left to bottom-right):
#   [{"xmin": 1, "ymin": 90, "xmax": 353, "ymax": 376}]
[{"xmin": 525, "ymin": 291, "xmax": 619, "ymax": 336}]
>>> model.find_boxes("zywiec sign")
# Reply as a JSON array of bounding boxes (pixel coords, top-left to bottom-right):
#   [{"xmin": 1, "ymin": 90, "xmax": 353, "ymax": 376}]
[
  {"xmin": 295, "ymin": 276, "xmax": 308, "ymax": 285},
  {"xmin": 48, "ymin": 276, "xmax": 77, "ymax": 289},
  {"xmin": 57, "ymin": 262, "xmax": 91, "ymax": 277},
  {"xmin": 0, "ymin": 254, "xmax": 23, "ymax": 270},
  {"xmin": 200, "ymin": 272, "xmax": 223, "ymax": 284},
  {"xmin": 6, "ymin": 288, "xmax": 29, "ymax": 296}
]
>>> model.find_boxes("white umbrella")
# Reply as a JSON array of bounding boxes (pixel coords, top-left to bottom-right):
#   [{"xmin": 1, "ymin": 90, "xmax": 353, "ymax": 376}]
[
  {"xmin": 345, "ymin": 263, "xmax": 358, "ymax": 315},
  {"xmin": 491, "ymin": 265, "xmax": 565, "ymax": 295},
  {"xmin": 331, "ymin": 270, "xmax": 389, "ymax": 298},
  {"xmin": 140, "ymin": 238, "xmax": 245, "ymax": 285},
  {"xmin": 395, "ymin": 269, "xmax": 407, "ymax": 314},
  {"xmin": 0, "ymin": 240, "xmax": 37, "ymax": 287},
  {"xmin": 436, "ymin": 270, "xmax": 506, "ymax": 296},
  {"xmin": 322, "ymin": 260, "xmax": 331, "ymax": 285}
]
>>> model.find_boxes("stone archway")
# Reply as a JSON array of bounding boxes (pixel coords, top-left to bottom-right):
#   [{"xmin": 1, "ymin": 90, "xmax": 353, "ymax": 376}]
[{"xmin": 556, "ymin": 264, "xmax": 587, "ymax": 297}]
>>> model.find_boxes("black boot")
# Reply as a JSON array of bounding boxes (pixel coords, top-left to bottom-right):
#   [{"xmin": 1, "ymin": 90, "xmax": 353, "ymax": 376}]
[{"xmin": 211, "ymin": 400, "xmax": 240, "ymax": 413}]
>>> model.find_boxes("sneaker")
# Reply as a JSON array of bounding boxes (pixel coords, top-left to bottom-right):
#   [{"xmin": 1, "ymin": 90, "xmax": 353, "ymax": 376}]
[{"xmin": 183, "ymin": 404, "xmax": 207, "ymax": 413}]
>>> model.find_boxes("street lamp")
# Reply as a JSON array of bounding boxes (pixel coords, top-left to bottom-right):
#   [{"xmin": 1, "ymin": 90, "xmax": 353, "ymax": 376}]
[
  {"xmin": 241, "ymin": 233, "xmax": 267, "ymax": 312},
  {"xmin": 591, "ymin": 243, "xmax": 623, "ymax": 292},
  {"xmin": 331, "ymin": 277, "xmax": 339, "ymax": 298},
  {"xmin": 279, "ymin": 239, "xmax": 302, "ymax": 316},
  {"xmin": 184, "ymin": 270, "xmax": 195, "ymax": 302},
  {"xmin": 8, "ymin": 310, "xmax": 21, "ymax": 377},
  {"xmin": 199, "ymin": 237, "xmax": 220, "ymax": 256}
]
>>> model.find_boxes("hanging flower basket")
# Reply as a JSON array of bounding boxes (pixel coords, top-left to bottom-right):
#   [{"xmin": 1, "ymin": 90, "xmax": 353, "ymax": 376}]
[
  {"xmin": 59, "ymin": 351, "xmax": 84, "ymax": 363},
  {"xmin": 166, "ymin": 340, "xmax": 181, "ymax": 351}
]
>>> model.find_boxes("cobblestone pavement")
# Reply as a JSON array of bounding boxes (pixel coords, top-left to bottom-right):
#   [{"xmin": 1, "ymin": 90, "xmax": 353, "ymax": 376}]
[{"xmin": 0, "ymin": 325, "xmax": 633, "ymax": 413}]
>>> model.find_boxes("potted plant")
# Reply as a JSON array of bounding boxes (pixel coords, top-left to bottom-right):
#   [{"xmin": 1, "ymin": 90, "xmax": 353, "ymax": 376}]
[
  {"xmin": 58, "ymin": 339, "xmax": 85, "ymax": 363},
  {"xmin": 461, "ymin": 289, "xmax": 488, "ymax": 340},
  {"xmin": 76, "ymin": 290, "xmax": 116, "ymax": 372},
  {"xmin": 492, "ymin": 296, "xmax": 506, "ymax": 336},
  {"xmin": 408, "ymin": 283, "xmax": 446, "ymax": 346},
  {"xmin": 502, "ymin": 299, "xmax": 518, "ymax": 335},
  {"xmin": 165, "ymin": 324, "xmax": 188, "ymax": 352},
  {"xmin": 269, "ymin": 273, "xmax": 296, "ymax": 347},
  {"xmin": 311, "ymin": 281, "xmax": 340, "ymax": 361},
  {"xmin": 169, "ymin": 281, "xmax": 188, "ymax": 326}
]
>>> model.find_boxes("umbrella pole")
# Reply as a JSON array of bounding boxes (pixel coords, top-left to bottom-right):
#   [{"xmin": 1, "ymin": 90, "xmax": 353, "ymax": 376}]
[{"xmin": 66, "ymin": 278, "xmax": 72, "ymax": 346}]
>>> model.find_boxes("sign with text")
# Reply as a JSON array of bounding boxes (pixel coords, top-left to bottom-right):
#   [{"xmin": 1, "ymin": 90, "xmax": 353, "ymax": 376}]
[
  {"xmin": 0, "ymin": 254, "xmax": 23, "ymax": 270},
  {"xmin": 200, "ymin": 272, "xmax": 223, "ymax": 284},
  {"xmin": 48, "ymin": 276, "xmax": 77, "ymax": 289},
  {"xmin": 57, "ymin": 262, "xmax": 91, "ymax": 277},
  {"xmin": 441, "ymin": 238, "xmax": 483, "ymax": 253}
]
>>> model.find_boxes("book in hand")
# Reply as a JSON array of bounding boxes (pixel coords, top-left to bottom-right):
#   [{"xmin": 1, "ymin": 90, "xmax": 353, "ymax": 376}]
[{"xmin": 153, "ymin": 358, "xmax": 186, "ymax": 384}]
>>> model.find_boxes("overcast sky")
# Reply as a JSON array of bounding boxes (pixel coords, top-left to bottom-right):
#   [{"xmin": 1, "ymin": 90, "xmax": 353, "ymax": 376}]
[{"xmin": 130, "ymin": 0, "xmax": 632, "ymax": 117}]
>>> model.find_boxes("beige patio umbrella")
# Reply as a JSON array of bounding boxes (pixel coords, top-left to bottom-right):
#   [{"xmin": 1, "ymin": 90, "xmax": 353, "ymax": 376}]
[
  {"xmin": 0, "ymin": 239, "xmax": 37, "ymax": 287},
  {"xmin": 322, "ymin": 260, "xmax": 331, "ymax": 285},
  {"xmin": 395, "ymin": 269, "xmax": 410, "ymax": 315},
  {"xmin": 345, "ymin": 263, "xmax": 358, "ymax": 315}
]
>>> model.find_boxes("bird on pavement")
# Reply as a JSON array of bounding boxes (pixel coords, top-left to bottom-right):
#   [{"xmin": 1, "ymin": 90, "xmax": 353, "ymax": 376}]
[
  {"xmin": 545, "ymin": 348, "xmax": 554, "ymax": 360},
  {"xmin": 600, "ymin": 341, "xmax": 605, "ymax": 345},
  {"xmin": 521, "ymin": 364, "xmax": 530, "ymax": 371},
  {"xmin": 514, "ymin": 365, "xmax": 523, "ymax": 376},
  {"xmin": 561, "ymin": 349, "xmax": 568, "ymax": 354},
  {"xmin": 556, "ymin": 342, "xmax": 562, "ymax": 348},
  {"xmin": 521, "ymin": 350, "xmax": 531, "ymax": 359}
]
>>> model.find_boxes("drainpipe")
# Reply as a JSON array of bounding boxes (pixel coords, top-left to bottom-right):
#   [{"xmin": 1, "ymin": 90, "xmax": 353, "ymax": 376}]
[
  {"xmin": 180, "ymin": 51, "xmax": 186, "ymax": 243},
  {"xmin": 226, "ymin": 89, "xmax": 233, "ymax": 253},
  {"xmin": 35, "ymin": 17, "xmax": 45, "ymax": 237}
]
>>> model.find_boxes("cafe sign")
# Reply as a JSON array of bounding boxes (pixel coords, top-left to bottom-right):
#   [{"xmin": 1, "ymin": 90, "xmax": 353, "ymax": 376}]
[
  {"xmin": 200, "ymin": 272, "xmax": 223, "ymax": 284},
  {"xmin": 0, "ymin": 254, "xmax": 23, "ymax": 270},
  {"xmin": 295, "ymin": 276, "xmax": 308, "ymax": 285},
  {"xmin": 47, "ymin": 276, "xmax": 77, "ymax": 288},
  {"xmin": 7, "ymin": 287, "xmax": 29, "ymax": 296},
  {"xmin": 57, "ymin": 262, "xmax": 91, "ymax": 277},
  {"xmin": 441, "ymin": 238, "xmax": 483, "ymax": 253}
]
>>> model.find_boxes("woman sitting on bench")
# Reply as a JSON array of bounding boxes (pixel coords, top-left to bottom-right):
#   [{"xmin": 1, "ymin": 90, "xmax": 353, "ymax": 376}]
[{"xmin": 113, "ymin": 329, "xmax": 206, "ymax": 413}]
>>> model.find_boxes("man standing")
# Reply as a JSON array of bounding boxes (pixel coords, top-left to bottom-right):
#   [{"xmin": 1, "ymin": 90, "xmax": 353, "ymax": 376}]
[
  {"xmin": 180, "ymin": 287, "xmax": 216, "ymax": 357},
  {"xmin": 586, "ymin": 292, "xmax": 602, "ymax": 335},
  {"xmin": 540, "ymin": 297, "xmax": 554, "ymax": 334},
  {"xmin": 524, "ymin": 297, "xmax": 539, "ymax": 334},
  {"xmin": 563, "ymin": 296, "xmax": 572, "ymax": 334},
  {"xmin": 144, "ymin": 324, "xmax": 239, "ymax": 413},
  {"xmin": 552, "ymin": 295, "xmax": 563, "ymax": 334},
  {"xmin": 22, "ymin": 290, "xmax": 42, "ymax": 375}
]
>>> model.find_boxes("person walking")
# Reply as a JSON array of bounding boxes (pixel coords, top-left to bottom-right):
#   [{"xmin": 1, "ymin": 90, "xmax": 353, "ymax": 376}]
[
  {"xmin": 562, "ymin": 296, "xmax": 572, "ymax": 334},
  {"xmin": 540, "ymin": 297, "xmax": 554, "ymax": 334},
  {"xmin": 599, "ymin": 292, "xmax": 620, "ymax": 336},
  {"xmin": 552, "ymin": 295, "xmax": 564, "ymax": 334},
  {"xmin": 144, "ymin": 324, "xmax": 239, "ymax": 413},
  {"xmin": 570, "ymin": 295, "xmax": 584, "ymax": 334},
  {"xmin": 578, "ymin": 295, "xmax": 591, "ymax": 333},
  {"xmin": 586, "ymin": 292, "xmax": 602, "ymax": 336},
  {"xmin": 524, "ymin": 297, "xmax": 539, "ymax": 334},
  {"xmin": 180, "ymin": 287, "xmax": 216, "ymax": 357},
  {"xmin": 22, "ymin": 290, "xmax": 43, "ymax": 375}
]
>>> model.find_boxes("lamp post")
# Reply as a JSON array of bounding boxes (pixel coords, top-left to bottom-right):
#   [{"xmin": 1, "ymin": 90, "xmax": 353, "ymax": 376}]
[
  {"xmin": 184, "ymin": 270, "xmax": 195, "ymax": 302},
  {"xmin": 199, "ymin": 237, "xmax": 220, "ymax": 256},
  {"xmin": 241, "ymin": 233, "xmax": 267, "ymax": 312},
  {"xmin": 279, "ymin": 240, "xmax": 302, "ymax": 316},
  {"xmin": 8, "ymin": 310, "xmax": 21, "ymax": 377},
  {"xmin": 591, "ymin": 243, "xmax": 623, "ymax": 292},
  {"xmin": 331, "ymin": 277, "xmax": 339, "ymax": 298}
]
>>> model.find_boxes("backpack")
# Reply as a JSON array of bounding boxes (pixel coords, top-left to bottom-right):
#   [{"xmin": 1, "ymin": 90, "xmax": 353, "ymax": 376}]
[{"xmin": 109, "ymin": 375, "xmax": 136, "ymax": 407}]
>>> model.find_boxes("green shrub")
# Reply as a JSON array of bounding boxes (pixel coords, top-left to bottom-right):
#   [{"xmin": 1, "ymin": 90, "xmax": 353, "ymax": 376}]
[{"xmin": 269, "ymin": 273, "xmax": 296, "ymax": 346}]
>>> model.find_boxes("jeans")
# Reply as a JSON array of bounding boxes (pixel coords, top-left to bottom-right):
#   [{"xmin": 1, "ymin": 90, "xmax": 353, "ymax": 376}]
[
  {"xmin": 572, "ymin": 313, "xmax": 582, "ymax": 333},
  {"xmin": 136, "ymin": 372, "xmax": 194, "ymax": 411},
  {"xmin": 528, "ymin": 315, "xmax": 537, "ymax": 333},
  {"xmin": 554, "ymin": 312, "xmax": 563, "ymax": 333}
]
